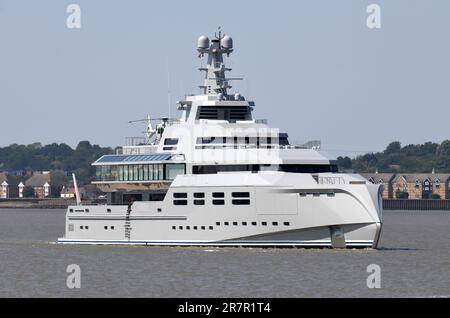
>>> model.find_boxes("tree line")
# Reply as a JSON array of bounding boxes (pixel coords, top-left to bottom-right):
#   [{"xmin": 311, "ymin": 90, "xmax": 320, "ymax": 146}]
[
  {"xmin": 337, "ymin": 140, "xmax": 450, "ymax": 173},
  {"xmin": 2, "ymin": 140, "xmax": 450, "ymax": 190},
  {"xmin": 0, "ymin": 141, "xmax": 114, "ymax": 188}
]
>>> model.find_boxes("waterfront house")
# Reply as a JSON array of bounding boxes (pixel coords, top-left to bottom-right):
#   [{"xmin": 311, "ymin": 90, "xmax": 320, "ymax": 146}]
[
  {"xmin": 18, "ymin": 182, "xmax": 24, "ymax": 198},
  {"xmin": 0, "ymin": 172, "xmax": 8, "ymax": 198},
  {"xmin": 391, "ymin": 173, "xmax": 450, "ymax": 199},
  {"xmin": 363, "ymin": 171, "xmax": 450, "ymax": 199},
  {"xmin": 60, "ymin": 186, "xmax": 75, "ymax": 199},
  {"xmin": 24, "ymin": 172, "xmax": 51, "ymax": 198},
  {"xmin": 360, "ymin": 172, "xmax": 395, "ymax": 199},
  {"xmin": 0, "ymin": 171, "xmax": 18, "ymax": 198},
  {"xmin": 0, "ymin": 181, "xmax": 8, "ymax": 198}
]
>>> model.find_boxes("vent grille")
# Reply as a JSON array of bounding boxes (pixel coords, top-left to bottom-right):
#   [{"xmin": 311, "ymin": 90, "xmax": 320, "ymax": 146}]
[
  {"xmin": 198, "ymin": 107, "xmax": 219, "ymax": 119},
  {"xmin": 229, "ymin": 107, "xmax": 248, "ymax": 120},
  {"xmin": 197, "ymin": 106, "xmax": 249, "ymax": 121}
]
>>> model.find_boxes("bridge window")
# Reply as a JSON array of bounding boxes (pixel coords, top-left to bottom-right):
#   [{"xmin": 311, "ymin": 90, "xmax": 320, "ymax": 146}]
[
  {"xmin": 165, "ymin": 164, "xmax": 185, "ymax": 180},
  {"xmin": 164, "ymin": 138, "xmax": 179, "ymax": 145},
  {"xmin": 193, "ymin": 164, "xmax": 337, "ymax": 174}
]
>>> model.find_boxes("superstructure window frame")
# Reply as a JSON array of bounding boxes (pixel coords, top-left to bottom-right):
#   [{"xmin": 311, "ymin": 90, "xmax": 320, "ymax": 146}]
[{"xmin": 164, "ymin": 138, "xmax": 179, "ymax": 145}]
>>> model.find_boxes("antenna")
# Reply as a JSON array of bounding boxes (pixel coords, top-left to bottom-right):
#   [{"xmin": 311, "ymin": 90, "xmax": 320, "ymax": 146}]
[
  {"xmin": 197, "ymin": 29, "xmax": 234, "ymax": 96},
  {"xmin": 166, "ymin": 58, "xmax": 171, "ymax": 120}
]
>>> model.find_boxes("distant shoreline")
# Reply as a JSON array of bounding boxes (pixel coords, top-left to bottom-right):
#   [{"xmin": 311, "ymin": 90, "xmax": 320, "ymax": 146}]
[
  {"xmin": 0, "ymin": 198, "xmax": 95, "ymax": 209},
  {"xmin": 1, "ymin": 198, "xmax": 450, "ymax": 211}
]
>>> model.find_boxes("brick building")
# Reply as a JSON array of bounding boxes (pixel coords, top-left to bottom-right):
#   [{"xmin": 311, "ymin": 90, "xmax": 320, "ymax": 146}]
[
  {"xmin": 391, "ymin": 173, "xmax": 450, "ymax": 199},
  {"xmin": 363, "ymin": 171, "xmax": 450, "ymax": 199},
  {"xmin": 24, "ymin": 173, "xmax": 51, "ymax": 198},
  {"xmin": 360, "ymin": 172, "xmax": 395, "ymax": 199}
]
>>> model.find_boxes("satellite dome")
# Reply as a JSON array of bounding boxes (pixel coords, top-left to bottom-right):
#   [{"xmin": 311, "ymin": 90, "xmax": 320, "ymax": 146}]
[
  {"xmin": 197, "ymin": 35, "xmax": 209, "ymax": 49},
  {"xmin": 221, "ymin": 35, "xmax": 233, "ymax": 49}
]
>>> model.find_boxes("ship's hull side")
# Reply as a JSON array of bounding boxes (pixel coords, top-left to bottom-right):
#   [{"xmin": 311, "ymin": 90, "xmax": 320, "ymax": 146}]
[{"xmin": 58, "ymin": 173, "xmax": 383, "ymax": 248}]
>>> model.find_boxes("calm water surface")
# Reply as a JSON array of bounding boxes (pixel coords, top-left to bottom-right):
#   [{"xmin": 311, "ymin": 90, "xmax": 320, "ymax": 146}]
[{"xmin": 0, "ymin": 209, "xmax": 449, "ymax": 297}]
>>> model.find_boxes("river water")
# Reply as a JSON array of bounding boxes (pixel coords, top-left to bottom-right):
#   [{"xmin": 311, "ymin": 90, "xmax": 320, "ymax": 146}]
[{"xmin": 0, "ymin": 209, "xmax": 448, "ymax": 297}]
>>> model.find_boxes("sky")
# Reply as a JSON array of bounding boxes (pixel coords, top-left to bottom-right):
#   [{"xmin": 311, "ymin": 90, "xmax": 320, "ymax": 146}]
[{"xmin": 0, "ymin": 0, "xmax": 449, "ymax": 157}]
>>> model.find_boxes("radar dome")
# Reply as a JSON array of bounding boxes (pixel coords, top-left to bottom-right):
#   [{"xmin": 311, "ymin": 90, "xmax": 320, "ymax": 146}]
[
  {"xmin": 221, "ymin": 35, "xmax": 233, "ymax": 49},
  {"xmin": 197, "ymin": 35, "xmax": 209, "ymax": 49}
]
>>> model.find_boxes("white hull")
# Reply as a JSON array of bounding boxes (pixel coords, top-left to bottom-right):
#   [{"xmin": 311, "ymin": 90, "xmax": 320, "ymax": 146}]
[{"xmin": 58, "ymin": 172, "xmax": 383, "ymax": 248}]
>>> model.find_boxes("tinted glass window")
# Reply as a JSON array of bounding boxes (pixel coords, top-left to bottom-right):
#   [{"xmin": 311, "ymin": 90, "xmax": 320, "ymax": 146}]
[{"xmin": 164, "ymin": 138, "xmax": 179, "ymax": 145}]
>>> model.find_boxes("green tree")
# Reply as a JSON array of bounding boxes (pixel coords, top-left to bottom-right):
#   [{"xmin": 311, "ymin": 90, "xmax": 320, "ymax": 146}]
[
  {"xmin": 395, "ymin": 190, "xmax": 409, "ymax": 199},
  {"xmin": 430, "ymin": 193, "xmax": 441, "ymax": 200},
  {"xmin": 385, "ymin": 141, "xmax": 401, "ymax": 154},
  {"xmin": 50, "ymin": 170, "xmax": 67, "ymax": 197},
  {"xmin": 336, "ymin": 156, "xmax": 352, "ymax": 170},
  {"xmin": 436, "ymin": 140, "xmax": 450, "ymax": 157},
  {"xmin": 23, "ymin": 186, "xmax": 35, "ymax": 198}
]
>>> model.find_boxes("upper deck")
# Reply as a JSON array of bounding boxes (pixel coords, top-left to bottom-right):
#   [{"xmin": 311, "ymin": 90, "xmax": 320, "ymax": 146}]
[{"xmin": 91, "ymin": 31, "xmax": 335, "ymax": 193}]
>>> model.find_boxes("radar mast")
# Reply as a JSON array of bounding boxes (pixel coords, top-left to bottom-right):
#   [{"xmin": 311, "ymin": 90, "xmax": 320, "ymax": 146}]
[{"xmin": 197, "ymin": 28, "xmax": 235, "ymax": 97}]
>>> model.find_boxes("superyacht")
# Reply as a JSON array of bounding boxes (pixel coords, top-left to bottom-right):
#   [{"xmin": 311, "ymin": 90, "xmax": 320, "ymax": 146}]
[{"xmin": 58, "ymin": 31, "xmax": 383, "ymax": 248}]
